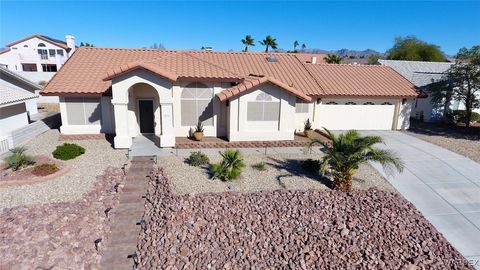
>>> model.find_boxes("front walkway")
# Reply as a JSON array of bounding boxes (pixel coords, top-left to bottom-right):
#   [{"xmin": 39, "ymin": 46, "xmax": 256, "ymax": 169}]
[{"xmin": 364, "ymin": 131, "xmax": 480, "ymax": 267}]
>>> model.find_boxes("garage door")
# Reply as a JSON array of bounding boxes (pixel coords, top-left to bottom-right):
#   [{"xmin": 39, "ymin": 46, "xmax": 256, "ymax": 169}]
[{"xmin": 316, "ymin": 103, "xmax": 396, "ymax": 130}]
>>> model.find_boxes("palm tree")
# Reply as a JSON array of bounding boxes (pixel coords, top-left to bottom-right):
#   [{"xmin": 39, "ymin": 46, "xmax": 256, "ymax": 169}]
[
  {"xmin": 293, "ymin": 40, "xmax": 299, "ymax": 52},
  {"xmin": 241, "ymin": 35, "xmax": 255, "ymax": 52},
  {"xmin": 302, "ymin": 43, "xmax": 306, "ymax": 51},
  {"xmin": 324, "ymin": 54, "xmax": 344, "ymax": 64},
  {"xmin": 211, "ymin": 149, "xmax": 246, "ymax": 181},
  {"xmin": 306, "ymin": 129, "xmax": 403, "ymax": 192},
  {"xmin": 259, "ymin": 35, "xmax": 278, "ymax": 53}
]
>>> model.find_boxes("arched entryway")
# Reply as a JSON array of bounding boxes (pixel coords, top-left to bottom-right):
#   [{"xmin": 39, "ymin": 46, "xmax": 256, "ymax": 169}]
[{"xmin": 127, "ymin": 83, "xmax": 161, "ymax": 138}]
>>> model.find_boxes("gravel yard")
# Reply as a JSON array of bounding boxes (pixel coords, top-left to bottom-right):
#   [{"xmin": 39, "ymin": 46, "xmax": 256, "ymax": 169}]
[
  {"xmin": 137, "ymin": 170, "xmax": 471, "ymax": 269},
  {"xmin": 0, "ymin": 130, "xmax": 127, "ymax": 209},
  {"xmin": 407, "ymin": 121, "xmax": 480, "ymax": 164},
  {"xmin": 160, "ymin": 152, "xmax": 395, "ymax": 195}
]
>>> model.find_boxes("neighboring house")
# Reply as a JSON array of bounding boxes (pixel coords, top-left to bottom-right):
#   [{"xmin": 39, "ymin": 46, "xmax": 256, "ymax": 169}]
[
  {"xmin": 0, "ymin": 34, "xmax": 76, "ymax": 85},
  {"xmin": 377, "ymin": 59, "xmax": 476, "ymax": 122},
  {"xmin": 0, "ymin": 87, "xmax": 37, "ymax": 153},
  {"xmin": 41, "ymin": 47, "xmax": 417, "ymax": 149},
  {"xmin": 0, "ymin": 66, "xmax": 40, "ymax": 116}
]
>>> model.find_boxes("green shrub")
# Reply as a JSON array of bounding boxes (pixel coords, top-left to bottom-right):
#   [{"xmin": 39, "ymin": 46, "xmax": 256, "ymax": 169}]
[
  {"xmin": 32, "ymin": 163, "xmax": 59, "ymax": 176},
  {"xmin": 448, "ymin": 110, "xmax": 480, "ymax": 123},
  {"xmin": 210, "ymin": 149, "xmax": 245, "ymax": 181},
  {"xmin": 185, "ymin": 151, "xmax": 210, "ymax": 167},
  {"xmin": 52, "ymin": 143, "xmax": 85, "ymax": 160},
  {"xmin": 3, "ymin": 147, "xmax": 34, "ymax": 171},
  {"xmin": 252, "ymin": 161, "xmax": 267, "ymax": 171},
  {"xmin": 301, "ymin": 159, "xmax": 321, "ymax": 173}
]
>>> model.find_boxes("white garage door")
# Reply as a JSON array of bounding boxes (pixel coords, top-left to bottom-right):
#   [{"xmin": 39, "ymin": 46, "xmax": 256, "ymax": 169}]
[{"xmin": 316, "ymin": 103, "xmax": 396, "ymax": 130}]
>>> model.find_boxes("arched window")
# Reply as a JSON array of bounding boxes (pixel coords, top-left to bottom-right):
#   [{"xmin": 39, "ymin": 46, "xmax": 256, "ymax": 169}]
[
  {"xmin": 381, "ymin": 102, "xmax": 392, "ymax": 105},
  {"xmin": 38, "ymin": 43, "xmax": 46, "ymax": 47},
  {"xmin": 345, "ymin": 102, "xmax": 357, "ymax": 105},
  {"xmin": 363, "ymin": 102, "xmax": 375, "ymax": 105},
  {"xmin": 325, "ymin": 101, "xmax": 338, "ymax": 105},
  {"xmin": 247, "ymin": 92, "xmax": 280, "ymax": 121},
  {"xmin": 181, "ymin": 82, "xmax": 213, "ymax": 126}
]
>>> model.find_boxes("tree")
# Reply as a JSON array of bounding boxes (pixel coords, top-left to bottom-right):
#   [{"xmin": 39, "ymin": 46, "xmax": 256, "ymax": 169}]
[
  {"xmin": 324, "ymin": 54, "xmax": 343, "ymax": 64},
  {"xmin": 302, "ymin": 43, "xmax": 306, "ymax": 50},
  {"xmin": 80, "ymin": 42, "xmax": 94, "ymax": 47},
  {"xmin": 387, "ymin": 36, "xmax": 446, "ymax": 62},
  {"xmin": 293, "ymin": 40, "xmax": 299, "ymax": 52},
  {"xmin": 259, "ymin": 35, "xmax": 278, "ymax": 53},
  {"xmin": 306, "ymin": 129, "xmax": 403, "ymax": 192},
  {"xmin": 150, "ymin": 43, "xmax": 165, "ymax": 50},
  {"xmin": 367, "ymin": 54, "xmax": 380, "ymax": 65},
  {"xmin": 241, "ymin": 35, "xmax": 255, "ymax": 52},
  {"xmin": 429, "ymin": 46, "xmax": 480, "ymax": 127}
]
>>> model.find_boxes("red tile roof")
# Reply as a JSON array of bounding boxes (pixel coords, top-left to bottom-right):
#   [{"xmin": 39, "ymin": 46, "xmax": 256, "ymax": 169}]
[
  {"xmin": 42, "ymin": 47, "xmax": 417, "ymax": 99},
  {"xmin": 305, "ymin": 63, "xmax": 418, "ymax": 98},
  {"xmin": 5, "ymin": 34, "xmax": 70, "ymax": 51}
]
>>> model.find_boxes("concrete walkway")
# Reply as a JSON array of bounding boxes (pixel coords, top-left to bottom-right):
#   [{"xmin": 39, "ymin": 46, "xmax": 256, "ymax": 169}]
[{"xmin": 364, "ymin": 131, "xmax": 480, "ymax": 267}]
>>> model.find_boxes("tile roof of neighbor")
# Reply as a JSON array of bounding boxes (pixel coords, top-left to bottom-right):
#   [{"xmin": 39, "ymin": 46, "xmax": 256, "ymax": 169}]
[
  {"xmin": 42, "ymin": 47, "xmax": 417, "ymax": 99},
  {"xmin": 378, "ymin": 59, "xmax": 453, "ymax": 87},
  {"xmin": 305, "ymin": 63, "xmax": 417, "ymax": 98},
  {"xmin": 0, "ymin": 67, "xmax": 42, "ymax": 90},
  {"xmin": 0, "ymin": 87, "xmax": 38, "ymax": 106},
  {"xmin": 4, "ymin": 34, "xmax": 70, "ymax": 51}
]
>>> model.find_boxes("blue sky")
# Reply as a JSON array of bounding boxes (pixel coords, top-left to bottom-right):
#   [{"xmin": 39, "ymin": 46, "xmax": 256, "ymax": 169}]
[{"xmin": 1, "ymin": 1, "xmax": 479, "ymax": 55}]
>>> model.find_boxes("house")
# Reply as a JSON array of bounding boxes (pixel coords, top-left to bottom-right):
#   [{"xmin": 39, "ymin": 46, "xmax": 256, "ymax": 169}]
[
  {"xmin": 0, "ymin": 66, "xmax": 40, "ymax": 116},
  {"xmin": 0, "ymin": 34, "xmax": 76, "ymax": 85},
  {"xmin": 41, "ymin": 47, "xmax": 417, "ymax": 149},
  {"xmin": 377, "ymin": 59, "xmax": 480, "ymax": 122}
]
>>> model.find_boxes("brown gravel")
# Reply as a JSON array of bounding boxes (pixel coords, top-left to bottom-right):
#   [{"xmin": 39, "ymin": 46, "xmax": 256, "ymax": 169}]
[
  {"xmin": 137, "ymin": 169, "xmax": 471, "ymax": 269},
  {"xmin": 0, "ymin": 167, "xmax": 126, "ymax": 269}
]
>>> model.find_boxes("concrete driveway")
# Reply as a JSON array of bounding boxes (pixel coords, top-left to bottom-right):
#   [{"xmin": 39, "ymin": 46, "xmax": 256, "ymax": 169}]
[{"xmin": 363, "ymin": 131, "xmax": 480, "ymax": 267}]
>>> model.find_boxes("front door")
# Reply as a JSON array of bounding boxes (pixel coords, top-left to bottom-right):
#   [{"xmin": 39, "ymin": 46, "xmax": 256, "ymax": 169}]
[{"xmin": 139, "ymin": 100, "xmax": 154, "ymax": 133}]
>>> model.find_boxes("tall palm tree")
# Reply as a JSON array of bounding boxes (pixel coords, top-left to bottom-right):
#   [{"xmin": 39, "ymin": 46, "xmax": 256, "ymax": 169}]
[
  {"xmin": 259, "ymin": 35, "xmax": 278, "ymax": 53},
  {"xmin": 241, "ymin": 35, "xmax": 255, "ymax": 52},
  {"xmin": 301, "ymin": 43, "xmax": 306, "ymax": 51},
  {"xmin": 306, "ymin": 129, "xmax": 403, "ymax": 192},
  {"xmin": 293, "ymin": 40, "xmax": 299, "ymax": 52},
  {"xmin": 324, "ymin": 54, "xmax": 344, "ymax": 64}
]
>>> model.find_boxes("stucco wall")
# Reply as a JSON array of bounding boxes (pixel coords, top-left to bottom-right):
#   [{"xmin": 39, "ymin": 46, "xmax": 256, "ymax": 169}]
[
  {"xmin": 228, "ymin": 83, "xmax": 296, "ymax": 141},
  {"xmin": 0, "ymin": 103, "xmax": 29, "ymax": 136},
  {"xmin": 0, "ymin": 74, "xmax": 39, "ymax": 115}
]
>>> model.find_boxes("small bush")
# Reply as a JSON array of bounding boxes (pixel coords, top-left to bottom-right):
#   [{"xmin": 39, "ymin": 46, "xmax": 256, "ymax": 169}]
[
  {"xmin": 32, "ymin": 163, "xmax": 59, "ymax": 176},
  {"xmin": 3, "ymin": 147, "xmax": 34, "ymax": 171},
  {"xmin": 252, "ymin": 161, "xmax": 267, "ymax": 171},
  {"xmin": 52, "ymin": 143, "xmax": 85, "ymax": 160},
  {"xmin": 301, "ymin": 159, "xmax": 321, "ymax": 173},
  {"xmin": 185, "ymin": 151, "xmax": 210, "ymax": 167},
  {"xmin": 448, "ymin": 110, "xmax": 480, "ymax": 123},
  {"xmin": 210, "ymin": 149, "xmax": 245, "ymax": 181}
]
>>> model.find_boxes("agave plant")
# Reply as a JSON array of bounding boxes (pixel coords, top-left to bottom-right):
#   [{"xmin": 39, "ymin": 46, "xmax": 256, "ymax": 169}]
[
  {"xmin": 194, "ymin": 121, "xmax": 204, "ymax": 133},
  {"xmin": 211, "ymin": 149, "xmax": 246, "ymax": 181},
  {"xmin": 306, "ymin": 128, "xmax": 404, "ymax": 191},
  {"xmin": 4, "ymin": 146, "xmax": 34, "ymax": 171}
]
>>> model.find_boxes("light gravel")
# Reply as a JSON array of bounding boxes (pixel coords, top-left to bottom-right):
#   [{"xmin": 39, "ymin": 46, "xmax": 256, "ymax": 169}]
[
  {"xmin": 0, "ymin": 130, "xmax": 128, "ymax": 209},
  {"xmin": 160, "ymin": 152, "xmax": 395, "ymax": 195}
]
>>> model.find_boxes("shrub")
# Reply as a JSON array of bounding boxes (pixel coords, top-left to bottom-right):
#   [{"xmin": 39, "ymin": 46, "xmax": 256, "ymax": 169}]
[
  {"xmin": 252, "ymin": 161, "xmax": 267, "ymax": 171},
  {"xmin": 52, "ymin": 143, "xmax": 85, "ymax": 160},
  {"xmin": 210, "ymin": 149, "xmax": 245, "ymax": 181},
  {"xmin": 3, "ymin": 147, "xmax": 34, "ymax": 171},
  {"xmin": 194, "ymin": 121, "xmax": 204, "ymax": 133},
  {"xmin": 32, "ymin": 163, "xmax": 59, "ymax": 176},
  {"xmin": 301, "ymin": 159, "xmax": 321, "ymax": 173},
  {"xmin": 185, "ymin": 151, "xmax": 210, "ymax": 167},
  {"xmin": 448, "ymin": 110, "xmax": 480, "ymax": 123}
]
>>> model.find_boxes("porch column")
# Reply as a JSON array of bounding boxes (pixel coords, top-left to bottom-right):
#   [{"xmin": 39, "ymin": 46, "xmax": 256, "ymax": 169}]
[
  {"xmin": 160, "ymin": 103, "xmax": 175, "ymax": 147},
  {"xmin": 112, "ymin": 102, "xmax": 132, "ymax": 148}
]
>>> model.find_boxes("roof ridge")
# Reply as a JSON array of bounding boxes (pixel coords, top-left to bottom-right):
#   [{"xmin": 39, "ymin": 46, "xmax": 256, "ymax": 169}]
[
  {"xmin": 293, "ymin": 54, "xmax": 326, "ymax": 94},
  {"xmin": 184, "ymin": 52, "xmax": 244, "ymax": 78}
]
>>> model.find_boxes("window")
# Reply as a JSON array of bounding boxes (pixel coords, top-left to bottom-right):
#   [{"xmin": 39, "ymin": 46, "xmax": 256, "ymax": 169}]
[
  {"xmin": 65, "ymin": 97, "xmax": 101, "ymax": 125},
  {"xmin": 345, "ymin": 102, "xmax": 357, "ymax": 105},
  {"xmin": 56, "ymin": 49, "xmax": 64, "ymax": 56},
  {"xmin": 22, "ymin": 63, "xmax": 37, "ymax": 72},
  {"xmin": 295, "ymin": 98, "xmax": 309, "ymax": 113},
  {"xmin": 38, "ymin": 43, "xmax": 46, "ymax": 47},
  {"xmin": 381, "ymin": 102, "xmax": 392, "ymax": 105},
  {"xmin": 247, "ymin": 92, "xmax": 280, "ymax": 121},
  {"xmin": 49, "ymin": 49, "xmax": 56, "ymax": 57},
  {"xmin": 38, "ymin": 49, "xmax": 48, "ymax": 59},
  {"xmin": 23, "ymin": 45, "xmax": 28, "ymax": 48},
  {"xmin": 180, "ymin": 82, "xmax": 213, "ymax": 126},
  {"xmin": 42, "ymin": 64, "xmax": 57, "ymax": 72},
  {"xmin": 363, "ymin": 102, "xmax": 375, "ymax": 105},
  {"xmin": 325, "ymin": 101, "xmax": 338, "ymax": 105}
]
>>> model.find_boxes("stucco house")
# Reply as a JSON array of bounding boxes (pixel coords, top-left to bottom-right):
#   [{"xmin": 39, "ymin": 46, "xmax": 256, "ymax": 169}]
[
  {"xmin": 1, "ymin": 66, "xmax": 41, "ymax": 116},
  {"xmin": 41, "ymin": 47, "xmax": 417, "ymax": 149}
]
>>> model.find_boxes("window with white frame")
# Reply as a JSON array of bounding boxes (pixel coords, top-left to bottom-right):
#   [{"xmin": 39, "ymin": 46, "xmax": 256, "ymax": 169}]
[
  {"xmin": 180, "ymin": 82, "xmax": 213, "ymax": 126},
  {"xmin": 49, "ymin": 49, "xmax": 56, "ymax": 57},
  {"xmin": 295, "ymin": 98, "xmax": 309, "ymax": 113},
  {"xmin": 56, "ymin": 49, "xmax": 64, "ymax": 56},
  {"xmin": 247, "ymin": 92, "xmax": 280, "ymax": 121},
  {"xmin": 65, "ymin": 97, "xmax": 101, "ymax": 125},
  {"xmin": 38, "ymin": 49, "xmax": 48, "ymax": 59}
]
